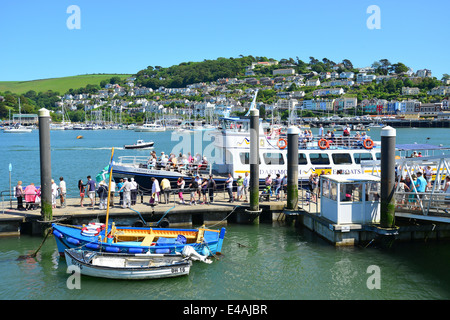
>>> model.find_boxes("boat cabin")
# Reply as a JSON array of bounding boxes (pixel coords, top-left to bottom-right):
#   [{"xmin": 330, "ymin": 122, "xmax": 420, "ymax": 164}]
[{"xmin": 320, "ymin": 174, "xmax": 381, "ymax": 225}]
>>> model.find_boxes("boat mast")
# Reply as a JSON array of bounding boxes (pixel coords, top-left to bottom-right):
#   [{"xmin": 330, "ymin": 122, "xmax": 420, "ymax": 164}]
[{"xmin": 104, "ymin": 147, "xmax": 115, "ymax": 242}]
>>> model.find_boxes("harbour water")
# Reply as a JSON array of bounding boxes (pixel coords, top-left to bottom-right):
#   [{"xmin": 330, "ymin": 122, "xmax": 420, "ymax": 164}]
[{"xmin": 1, "ymin": 126, "xmax": 450, "ymax": 300}]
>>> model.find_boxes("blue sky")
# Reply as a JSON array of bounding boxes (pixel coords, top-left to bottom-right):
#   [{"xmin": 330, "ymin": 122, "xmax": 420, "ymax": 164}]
[{"xmin": 0, "ymin": 0, "xmax": 448, "ymax": 81}]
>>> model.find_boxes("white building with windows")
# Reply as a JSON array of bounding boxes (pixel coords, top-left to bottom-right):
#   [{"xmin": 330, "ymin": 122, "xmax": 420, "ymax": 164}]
[{"xmin": 402, "ymin": 87, "xmax": 420, "ymax": 95}]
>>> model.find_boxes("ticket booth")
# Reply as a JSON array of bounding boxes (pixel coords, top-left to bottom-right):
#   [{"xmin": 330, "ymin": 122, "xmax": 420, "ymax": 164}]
[{"xmin": 320, "ymin": 174, "xmax": 381, "ymax": 225}]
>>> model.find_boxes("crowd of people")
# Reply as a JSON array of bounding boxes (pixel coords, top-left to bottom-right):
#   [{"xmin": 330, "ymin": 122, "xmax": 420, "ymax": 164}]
[
  {"xmin": 14, "ymin": 177, "xmax": 66, "ymax": 211},
  {"xmin": 146, "ymin": 151, "xmax": 208, "ymax": 174},
  {"xmin": 395, "ymin": 166, "xmax": 450, "ymax": 213}
]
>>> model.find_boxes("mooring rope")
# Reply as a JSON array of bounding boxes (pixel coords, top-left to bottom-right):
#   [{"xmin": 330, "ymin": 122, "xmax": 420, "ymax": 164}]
[{"xmin": 203, "ymin": 205, "xmax": 240, "ymax": 229}]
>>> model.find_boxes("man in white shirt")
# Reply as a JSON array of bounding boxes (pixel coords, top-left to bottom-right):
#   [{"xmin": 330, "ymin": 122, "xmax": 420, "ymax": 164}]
[
  {"xmin": 119, "ymin": 178, "xmax": 132, "ymax": 208},
  {"xmin": 226, "ymin": 173, "xmax": 234, "ymax": 203},
  {"xmin": 318, "ymin": 124, "xmax": 324, "ymax": 137},
  {"xmin": 59, "ymin": 177, "xmax": 67, "ymax": 208}
]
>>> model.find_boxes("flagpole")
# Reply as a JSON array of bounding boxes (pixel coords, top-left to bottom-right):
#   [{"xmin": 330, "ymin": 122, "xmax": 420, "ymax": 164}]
[{"xmin": 104, "ymin": 147, "xmax": 114, "ymax": 243}]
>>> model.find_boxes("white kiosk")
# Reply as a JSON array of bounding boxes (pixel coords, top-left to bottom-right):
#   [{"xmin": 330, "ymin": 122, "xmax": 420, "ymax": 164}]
[{"xmin": 320, "ymin": 174, "xmax": 381, "ymax": 225}]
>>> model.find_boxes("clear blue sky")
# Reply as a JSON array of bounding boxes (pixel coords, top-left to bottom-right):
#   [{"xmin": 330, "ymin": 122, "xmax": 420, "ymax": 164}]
[{"xmin": 0, "ymin": 0, "xmax": 448, "ymax": 81}]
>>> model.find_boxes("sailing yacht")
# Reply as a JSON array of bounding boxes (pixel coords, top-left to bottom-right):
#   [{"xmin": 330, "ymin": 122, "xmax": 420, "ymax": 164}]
[{"xmin": 3, "ymin": 99, "xmax": 32, "ymax": 133}]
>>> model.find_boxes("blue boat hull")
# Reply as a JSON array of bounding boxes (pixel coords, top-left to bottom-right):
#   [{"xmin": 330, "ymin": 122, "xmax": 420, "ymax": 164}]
[{"xmin": 52, "ymin": 223, "xmax": 225, "ymax": 257}]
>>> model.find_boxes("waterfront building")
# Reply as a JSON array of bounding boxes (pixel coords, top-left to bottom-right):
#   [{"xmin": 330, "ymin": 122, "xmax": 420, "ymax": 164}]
[
  {"xmin": 312, "ymin": 88, "xmax": 345, "ymax": 97},
  {"xmin": 333, "ymin": 97, "xmax": 358, "ymax": 111}
]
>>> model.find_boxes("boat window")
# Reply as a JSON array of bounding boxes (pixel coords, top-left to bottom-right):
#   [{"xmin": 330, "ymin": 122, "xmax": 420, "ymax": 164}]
[
  {"xmin": 309, "ymin": 153, "xmax": 330, "ymax": 165},
  {"xmin": 322, "ymin": 180, "xmax": 337, "ymax": 201},
  {"xmin": 366, "ymin": 182, "xmax": 380, "ymax": 201},
  {"xmin": 375, "ymin": 153, "xmax": 381, "ymax": 160},
  {"xmin": 340, "ymin": 183, "xmax": 363, "ymax": 202},
  {"xmin": 298, "ymin": 153, "xmax": 308, "ymax": 165},
  {"xmin": 331, "ymin": 153, "xmax": 352, "ymax": 165},
  {"xmin": 353, "ymin": 153, "xmax": 374, "ymax": 164},
  {"xmin": 239, "ymin": 152, "xmax": 260, "ymax": 165},
  {"xmin": 263, "ymin": 153, "xmax": 285, "ymax": 165}
]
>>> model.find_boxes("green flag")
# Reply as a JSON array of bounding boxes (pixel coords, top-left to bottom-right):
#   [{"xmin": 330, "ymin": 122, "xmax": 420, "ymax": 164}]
[{"xmin": 96, "ymin": 165, "xmax": 110, "ymax": 183}]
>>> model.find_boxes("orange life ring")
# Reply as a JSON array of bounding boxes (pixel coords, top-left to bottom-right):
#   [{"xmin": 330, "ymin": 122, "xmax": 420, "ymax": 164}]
[
  {"xmin": 277, "ymin": 138, "xmax": 287, "ymax": 149},
  {"xmin": 363, "ymin": 138, "xmax": 374, "ymax": 149},
  {"xmin": 318, "ymin": 138, "xmax": 329, "ymax": 150}
]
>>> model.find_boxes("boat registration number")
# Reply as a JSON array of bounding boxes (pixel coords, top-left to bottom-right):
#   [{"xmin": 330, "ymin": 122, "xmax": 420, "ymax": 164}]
[{"xmin": 171, "ymin": 267, "xmax": 186, "ymax": 273}]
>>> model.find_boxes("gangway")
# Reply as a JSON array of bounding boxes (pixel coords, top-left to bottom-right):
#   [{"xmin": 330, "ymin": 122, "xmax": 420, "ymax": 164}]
[{"xmin": 361, "ymin": 144, "xmax": 450, "ymax": 223}]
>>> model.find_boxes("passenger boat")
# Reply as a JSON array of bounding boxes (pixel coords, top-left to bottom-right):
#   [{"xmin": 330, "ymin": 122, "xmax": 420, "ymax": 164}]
[
  {"xmin": 64, "ymin": 248, "xmax": 192, "ymax": 280},
  {"xmin": 106, "ymin": 90, "xmax": 383, "ymax": 190},
  {"xmin": 134, "ymin": 121, "xmax": 166, "ymax": 132},
  {"xmin": 3, "ymin": 125, "xmax": 32, "ymax": 133},
  {"xmin": 124, "ymin": 139, "xmax": 154, "ymax": 149},
  {"xmin": 52, "ymin": 222, "xmax": 226, "ymax": 257},
  {"xmin": 110, "ymin": 119, "xmax": 382, "ymax": 191}
]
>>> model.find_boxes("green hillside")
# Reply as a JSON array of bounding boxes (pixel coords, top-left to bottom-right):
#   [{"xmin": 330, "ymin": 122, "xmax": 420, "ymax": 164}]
[{"xmin": 0, "ymin": 74, "xmax": 132, "ymax": 94}]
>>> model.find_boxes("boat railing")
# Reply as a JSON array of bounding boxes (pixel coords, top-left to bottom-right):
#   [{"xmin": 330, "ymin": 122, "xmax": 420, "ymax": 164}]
[
  {"xmin": 267, "ymin": 134, "xmax": 378, "ymax": 150},
  {"xmin": 393, "ymin": 190, "xmax": 450, "ymax": 217},
  {"xmin": 115, "ymin": 156, "xmax": 213, "ymax": 176}
]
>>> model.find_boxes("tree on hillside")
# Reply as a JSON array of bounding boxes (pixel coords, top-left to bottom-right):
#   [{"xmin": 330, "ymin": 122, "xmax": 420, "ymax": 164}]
[
  {"xmin": 342, "ymin": 59, "xmax": 353, "ymax": 70},
  {"xmin": 392, "ymin": 62, "xmax": 409, "ymax": 74}
]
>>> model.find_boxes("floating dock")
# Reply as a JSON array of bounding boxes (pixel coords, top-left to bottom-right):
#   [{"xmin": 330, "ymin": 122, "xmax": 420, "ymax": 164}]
[{"xmin": 0, "ymin": 196, "xmax": 286, "ymax": 236}]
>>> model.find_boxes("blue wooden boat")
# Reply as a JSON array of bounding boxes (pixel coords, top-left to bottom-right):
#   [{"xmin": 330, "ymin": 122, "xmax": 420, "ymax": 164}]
[{"xmin": 52, "ymin": 223, "xmax": 225, "ymax": 257}]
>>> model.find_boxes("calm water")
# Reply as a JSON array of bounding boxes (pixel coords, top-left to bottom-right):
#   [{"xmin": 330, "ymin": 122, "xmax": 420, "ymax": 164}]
[{"xmin": 1, "ymin": 126, "xmax": 450, "ymax": 300}]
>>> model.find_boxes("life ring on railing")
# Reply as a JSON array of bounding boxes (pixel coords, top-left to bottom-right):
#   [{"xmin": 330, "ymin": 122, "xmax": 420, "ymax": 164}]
[
  {"xmin": 363, "ymin": 138, "xmax": 374, "ymax": 149},
  {"xmin": 277, "ymin": 138, "xmax": 287, "ymax": 149},
  {"xmin": 318, "ymin": 138, "xmax": 329, "ymax": 150}
]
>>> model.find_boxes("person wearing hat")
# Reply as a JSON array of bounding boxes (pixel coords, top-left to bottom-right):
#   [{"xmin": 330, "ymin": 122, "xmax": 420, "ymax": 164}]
[
  {"xmin": 97, "ymin": 180, "xmax": 109, "ymax": 210},
  {"xmin": 119, "ymin": 178, "xmax": 132, "ymax": 209}
]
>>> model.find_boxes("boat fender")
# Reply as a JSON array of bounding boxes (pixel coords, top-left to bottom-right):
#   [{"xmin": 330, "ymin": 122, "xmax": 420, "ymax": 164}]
[
  {"xmin": 128, "ymin": 248, "xmax": 145, "ymax": 254},
  {"xmin": 67, "ymin": 237, "xmax": 81, "ymax": 246},
  {"xmin": 86, "ymin": 243, "xmax": 100, "ymax": 250},
  {"xmin": 53, "ymin": 229, "xmax": 64, "ymax": 239},
  {"xmin": 105, "ymin": 246, "xmax": 120, "ymax": 253},
  {"xmin": 363, "ymin": 138, "xmax": 374, "ymax": 149},
  {"xmin": 132, "ymin": 220, "xmax": 145, "ymax": 228},
  {"xmin": 158, "ymin": 218, "xmax": 170, "ymax": 228},
  {"xmin": 277, "ymin": 138, "xmax": 287, "ymax": 149},
  {"xmin": 155, "ymin": 248, "xmax": 171, "ymax": 254},
  {"xmin": 318, "ymin": 138, "xmax": 329, "ymax": 150}
]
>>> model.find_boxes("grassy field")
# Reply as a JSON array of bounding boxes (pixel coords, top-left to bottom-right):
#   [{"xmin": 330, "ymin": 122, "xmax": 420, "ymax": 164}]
[{"xmin": 0, "ymin": 74, "xmax": 133, "ymax": 94}]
